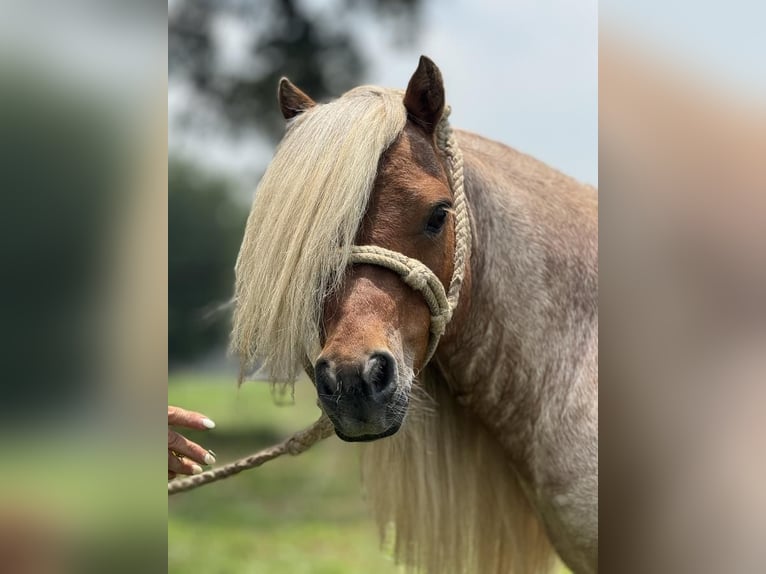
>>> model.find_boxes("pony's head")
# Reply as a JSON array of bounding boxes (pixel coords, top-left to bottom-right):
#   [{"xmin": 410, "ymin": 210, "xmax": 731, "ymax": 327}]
[{"xmin": 232, "ymin": 57, "xmax": 464, "ymax": 441}]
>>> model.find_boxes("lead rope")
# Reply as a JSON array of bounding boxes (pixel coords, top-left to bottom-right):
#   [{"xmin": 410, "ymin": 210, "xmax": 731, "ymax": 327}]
[
  {"xmin": 168, "ymin": 106, "xmax": 469, "ymax": 495},
  {"xmin": 168, "ymin": 414, "xmax": 334, "ymax": 495}
]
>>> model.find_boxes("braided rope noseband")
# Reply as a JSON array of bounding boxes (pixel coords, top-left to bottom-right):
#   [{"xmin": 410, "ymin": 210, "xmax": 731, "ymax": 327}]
[
  {"xmin": 349, "ymin": 105, "xmax": 471, "ymax": 365},
  {"xmin": 168, "ymin": 106, "xmax": 469, "ymax": 495}
]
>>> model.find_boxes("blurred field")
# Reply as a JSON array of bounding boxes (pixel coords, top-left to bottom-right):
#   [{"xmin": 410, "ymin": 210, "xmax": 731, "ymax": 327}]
[
  {"xmin": 168, "ymin": 374, "xmax": 403, "ymax": 574},
  {"xmin": 168, "ymin": 375, "xmax": 571, "ymax": 573}
]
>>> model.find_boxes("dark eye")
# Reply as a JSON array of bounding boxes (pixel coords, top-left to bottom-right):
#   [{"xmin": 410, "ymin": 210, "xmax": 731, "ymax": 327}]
[{"xmin": 425, "ymin": 204, "xmax": 450, "ymax": 235}]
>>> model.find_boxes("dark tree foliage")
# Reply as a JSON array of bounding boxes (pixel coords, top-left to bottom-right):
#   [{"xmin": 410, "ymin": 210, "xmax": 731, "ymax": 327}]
[
  {"xmin": 168, "ymin": 160, "xmax": 248, "ymax": 363},
  {"xmin": 0, "ymin": 65, "xmax": 121, "ymax": 419},
  {"xmin": 169, "ymin": 0, "xmax": 421, "ymax": 140}
]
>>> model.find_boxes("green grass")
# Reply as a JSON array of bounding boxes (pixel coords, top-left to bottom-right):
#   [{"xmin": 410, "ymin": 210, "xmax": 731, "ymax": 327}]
[
  {"xmin": 168, "ymin": 374, "xmax": 402, "ymax": 574},
  {"xmin": 168, "ymin": 375, "xmax": 571, "ymax": 573}
]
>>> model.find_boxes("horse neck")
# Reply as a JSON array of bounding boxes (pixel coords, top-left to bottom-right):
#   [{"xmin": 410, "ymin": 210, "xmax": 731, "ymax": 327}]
[{"xmin": 435, "ymin": 130, "xmax": 598, "ymax": 475}]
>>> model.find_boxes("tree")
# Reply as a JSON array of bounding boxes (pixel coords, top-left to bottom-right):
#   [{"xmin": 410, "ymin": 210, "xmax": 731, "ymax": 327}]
[
  {"xmin": 169, "ymin": 0, "xmax": 421, "ymax": 141},
  {"xmin": 168, "ymin": 160, "xmax": 247, "ymax": 362}
]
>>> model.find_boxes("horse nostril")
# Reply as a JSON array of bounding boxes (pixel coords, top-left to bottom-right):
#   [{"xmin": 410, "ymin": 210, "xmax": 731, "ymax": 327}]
[
  {"xmin": 314, "ymin": 358, "xmax": 337, "ymax": 396},
  {"xmin": 365, "ymin": 352, "xmax": 396, "ymax": 395}
]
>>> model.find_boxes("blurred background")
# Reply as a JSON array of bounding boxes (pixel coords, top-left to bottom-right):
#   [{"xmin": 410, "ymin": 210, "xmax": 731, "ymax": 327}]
[
  {"xmin": 600, "ymin": 1, "xmax": 766, "ymax": 572},
  {"xmin": 168, "ymin": 0, "xmax": 594, "ymax": 572},
  {"xmin": 0, "ymin": 1, "xmax": 166, "ymax": 572}
]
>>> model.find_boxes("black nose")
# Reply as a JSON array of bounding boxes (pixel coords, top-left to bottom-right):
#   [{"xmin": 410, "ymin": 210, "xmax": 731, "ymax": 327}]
[{"xmin": 314, "ymin": 351, "xmax": 396, "ymax": 401}]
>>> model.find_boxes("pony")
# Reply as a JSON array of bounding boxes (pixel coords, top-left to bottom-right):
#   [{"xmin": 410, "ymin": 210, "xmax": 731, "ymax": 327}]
[{"xmin": 232, "ymin": 56, "xmax": 598, "ymax": 574}]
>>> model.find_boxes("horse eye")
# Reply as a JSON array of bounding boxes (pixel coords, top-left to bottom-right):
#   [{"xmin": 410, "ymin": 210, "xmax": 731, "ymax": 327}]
[{"xmin": 425, "ymin": 205, "xmax": 449, "ymax": 235}]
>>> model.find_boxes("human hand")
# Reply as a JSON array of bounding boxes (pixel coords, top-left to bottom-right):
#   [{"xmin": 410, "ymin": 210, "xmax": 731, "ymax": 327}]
[{"xmin": 168, "ymin": 406, "xmax": 216, "ymax": 480}]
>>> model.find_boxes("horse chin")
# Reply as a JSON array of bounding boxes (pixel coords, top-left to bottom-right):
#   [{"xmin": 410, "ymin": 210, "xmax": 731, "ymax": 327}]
[{"xmin": 333, "ymin": 420, "xmax": 402, "ymax": 442}]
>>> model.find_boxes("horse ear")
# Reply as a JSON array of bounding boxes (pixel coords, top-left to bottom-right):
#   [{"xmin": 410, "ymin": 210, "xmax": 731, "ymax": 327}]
[
  {"xmin": 403, "ymin": 56, "xmax": 445, "ymax": 134},
  {"xmin": 278, "ymin": 78, "xmax": 316, "ymax": 120}
]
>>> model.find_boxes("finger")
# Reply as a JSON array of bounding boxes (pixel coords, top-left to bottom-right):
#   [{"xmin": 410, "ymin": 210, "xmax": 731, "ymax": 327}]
[
  {"xmin": 168, "ymin": 452, "xmax": 204, "ymax": 476},
  {"xmin": 168, "ymin": 406, "xmax": 215, "ymax": 430},
  {"xmin": 168, "ymin": 429, "xmax": 216, "ymax": 466}
]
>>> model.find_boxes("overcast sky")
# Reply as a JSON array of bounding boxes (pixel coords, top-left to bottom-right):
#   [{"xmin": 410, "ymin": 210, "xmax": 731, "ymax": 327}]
[
  {"xmin": 357, "ymin": 0, "xmax": 598, "ymax": 186},
  {"xmin": 170, "ymin": 0, "xmax": 598, "ymax": 191}
]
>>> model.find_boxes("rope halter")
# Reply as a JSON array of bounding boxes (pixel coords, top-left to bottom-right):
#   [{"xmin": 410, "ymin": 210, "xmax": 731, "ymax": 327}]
[
  {"xmin": 348, "ymin": 105, "xmax": 472, "ymax": 366},
  {"xmin": 168, "ymin": 107, "xmax": 472, "ymax": 497}
]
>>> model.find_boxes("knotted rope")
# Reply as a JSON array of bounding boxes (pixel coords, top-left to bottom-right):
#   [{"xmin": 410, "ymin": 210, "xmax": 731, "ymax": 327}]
[
  {"xmin": 349, "ymin": 104, "xmax": 471, "ymax": 364},
  {"xmin": 168, "ymin": 106, "xmax": 469, "ymax": 495}
]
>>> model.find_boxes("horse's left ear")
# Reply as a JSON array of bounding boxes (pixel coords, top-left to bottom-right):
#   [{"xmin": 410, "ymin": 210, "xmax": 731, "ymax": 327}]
[
  {"xmin": 403, "ymin": 56, "xmax": 445, "ymax": 134},
  {"xmin": 278, "ymin": 78, "xmax": 316, "ymax": 120}
]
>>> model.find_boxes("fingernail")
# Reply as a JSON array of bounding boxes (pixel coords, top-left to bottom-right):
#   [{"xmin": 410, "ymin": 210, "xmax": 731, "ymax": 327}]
[
  {"xmin": 204, "ymin": 451, "xmax": 216, "ymax": 465},
  {"xmin": 191, "ymin": 464, "xmax": 204, "ymax": 475},
  {"xmin": 201, "ymin": 418, "xmax": 216, "ymax": 429}
]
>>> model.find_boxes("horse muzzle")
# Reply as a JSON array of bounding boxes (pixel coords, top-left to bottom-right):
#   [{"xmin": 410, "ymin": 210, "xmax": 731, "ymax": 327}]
[{"xmin": 313, "ymin": 351, "xmax": 407, "ymax": 441}]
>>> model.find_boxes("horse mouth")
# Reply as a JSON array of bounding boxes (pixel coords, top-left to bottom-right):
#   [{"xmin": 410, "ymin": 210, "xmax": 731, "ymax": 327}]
[
  {"xmin": 318, "ymin": 389, "xmax": 408, "ymax": 443},
  {"xmin": 333, "ymin": 421, "xmax": 402, "ymax": 442}
]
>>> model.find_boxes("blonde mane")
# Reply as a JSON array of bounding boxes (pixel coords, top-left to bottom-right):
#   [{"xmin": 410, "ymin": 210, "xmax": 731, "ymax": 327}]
[
  {"xmin": 361, "ymin": 370, "xmax": 556, "ymax": 574},
  {"xmin": 231, "ymin": 86, "xmax": 407, "ymax": 381}
]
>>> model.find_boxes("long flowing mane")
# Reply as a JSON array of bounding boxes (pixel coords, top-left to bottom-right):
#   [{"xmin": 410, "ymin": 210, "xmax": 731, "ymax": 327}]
[
  {"xmin": 362, "ymin": 369, "xmax": 556, "ymax": 574},
  {"xmin": 231, "ymin": 86, "xmax": 407, "ymax": 381}
]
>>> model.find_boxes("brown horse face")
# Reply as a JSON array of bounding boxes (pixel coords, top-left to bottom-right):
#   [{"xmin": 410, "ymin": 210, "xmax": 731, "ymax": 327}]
[{"xmin": 306, "ymin": 58, "xmax": 456, "ymax": 441}]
